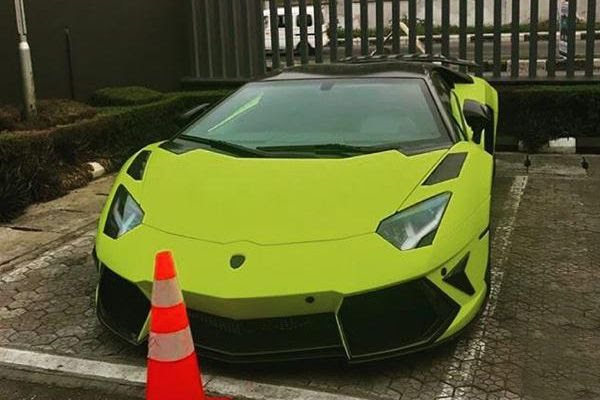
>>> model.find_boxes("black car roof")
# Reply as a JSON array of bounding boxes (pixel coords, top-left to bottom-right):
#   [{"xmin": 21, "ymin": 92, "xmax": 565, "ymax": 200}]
[{"xmin": 263, "ymin": 56, "xmax": 474, "ymax": 87}]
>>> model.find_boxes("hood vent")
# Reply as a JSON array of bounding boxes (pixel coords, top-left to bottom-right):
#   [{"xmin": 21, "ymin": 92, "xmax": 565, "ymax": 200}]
[
  {"xmin": 127, "ymin": 150, "xmax": 151, "ymax": 181},
  {"xmin": 423, "ymin": 152, "xmax": 467, "ymax": 186}
]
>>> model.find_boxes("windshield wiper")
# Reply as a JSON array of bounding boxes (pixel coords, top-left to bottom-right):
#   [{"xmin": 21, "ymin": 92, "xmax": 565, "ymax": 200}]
[
  {"xmin": 256, "ymin": 143, "xmax": 401, "ymax": 155},
  {"xmin": 179, "ymin": 135, "xmax": 269, "ymax": 158}
]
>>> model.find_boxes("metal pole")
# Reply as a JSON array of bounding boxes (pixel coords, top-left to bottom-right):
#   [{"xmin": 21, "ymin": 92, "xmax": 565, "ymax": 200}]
[{"xmin": 15, "ymin": 0, "xmax": 37, "ymax": 119}]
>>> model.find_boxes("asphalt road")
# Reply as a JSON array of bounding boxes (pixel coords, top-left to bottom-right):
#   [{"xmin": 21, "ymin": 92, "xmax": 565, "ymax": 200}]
[{"xmin": 0, "ymin": 153, "xmax": 598, "ymax": 400}]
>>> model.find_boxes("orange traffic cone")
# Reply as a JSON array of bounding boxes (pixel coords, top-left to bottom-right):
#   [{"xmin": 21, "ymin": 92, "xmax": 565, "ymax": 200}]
[{"xmin": 146, "ymin": 251, "xmax": 230, "ymax": 400}]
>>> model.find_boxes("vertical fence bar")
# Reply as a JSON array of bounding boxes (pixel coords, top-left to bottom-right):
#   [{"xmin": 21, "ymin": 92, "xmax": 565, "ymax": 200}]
[
  {"xmin": 441, "ymin": 0, "xmax": 450, "ymax": 56},
  {"xmin": 493, "ymin": 0, "xmax": 502, "ymax": 77},
  {"xmin": 511, "ymin": 0, "xmax": 520, "ymax": 77},
  {"xmin": 425, "ymin": 0, "xmax": 433, "ymax": 53},
  {"xmin": 190, "ymin": 0, "xmax": 201, "ymax": 78},
  {"xmin": 360, "ymin": 0, "xmax": 369, "ymax": 55},
  {"xmin": 408, "ymin": 0, "xmax": 417, "ymax": 53},
  {"xmin": 299, "ymin": 0, "xmax": 309, "ymax": 64},
  {"xmin": 529, "ymin": 0, "xmax": 539, "ymax": 78},
  {"xmin": 344, "ymin": 0, "xmax": 353, "ymax": 57},
  {"xmin": 314, "ymin": 0, "xmax": 324, "ymax": 63},
  {"xmin": 203, "ymin": 0, "xmax": 214, "ymax": 78},
  {"xmin": 240, "ymin": 0, "xmax": 250, "ymax": 77},
  {"xmin": 586, "ymin": 0, "xmax": 596, "ymax": 77},
  {"xmin": 229, "ymin": 0, "xmax": 241, "ymax": 78},
  {"xmin": 255, "ymin": 0, "xmax": 266, "ymax": 76},
  {"xmin": 284, "ymin": 0, "xmax": 294, "ymax": 66},
  {"xmin": 376, "ymin": 0, "xmax": 384, "ymax": 54},
  {"xmin": 392, "ymin": 0, "xmax": 400, "ymax": 54},
  {"xmin": 548, "ymin": 0, "xmax": 557, "ymax": 77},
  {"xmin": 211, "ymin": 2, "xmax": 226, "ymax": 79},
  {"xmin": 567, "ymin": 0, "xmax": 577, "ymax": 77},
  {"xmin": 459, "ymin": 0, "xmax": 467, "ymax": 69},
  {"xmin": 218, "ymin": 1, "xmax": 227, "ymax": 78},
  {"xmin": 475, "ymin": 0, "xmax": 484, "ymax": 76},
  {"xmin": 234, "ymin": 0, "xmax": 250, "ymax": 78},
  {"xmin": 329, "ymin": 0, "xmax": 338, "ymax": 62},
  {"xmin": 269, "ymin": 0, "xmax": 280, "ymax": 69}
]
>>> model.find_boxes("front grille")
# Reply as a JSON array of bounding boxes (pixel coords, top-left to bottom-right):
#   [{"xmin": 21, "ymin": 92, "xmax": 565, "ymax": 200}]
[
  {"xmin": 97, "ymin": 265, "xmax": 150, "ymax": 343},
  {"xmin": 339, "ymin": 278, "xmax": 459, "ymax": 359},
  {"xmin": 188, "ymin": 310, "xmax": 343, "ymax": 357}
]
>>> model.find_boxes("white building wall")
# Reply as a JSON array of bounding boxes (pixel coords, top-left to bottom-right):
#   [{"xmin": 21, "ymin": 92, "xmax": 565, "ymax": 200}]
[{"xmin": 325, "ymin": 0, "xmax": 599, "ymax": 29}]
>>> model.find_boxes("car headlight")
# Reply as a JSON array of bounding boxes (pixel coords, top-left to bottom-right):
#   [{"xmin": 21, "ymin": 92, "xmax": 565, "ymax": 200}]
[
  {"xmin": 103, "ymin": 185, "xmax": 144, "ymax": 239},
  {"xmin": 377, "ymin": 193, "xmax": 451, "ymax": 250}
]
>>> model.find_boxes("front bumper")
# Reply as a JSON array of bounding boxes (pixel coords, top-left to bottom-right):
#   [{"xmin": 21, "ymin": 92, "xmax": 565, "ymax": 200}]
[{"xmin": 95, "ymin": 223, "xmax": 489, "ymax": 363}]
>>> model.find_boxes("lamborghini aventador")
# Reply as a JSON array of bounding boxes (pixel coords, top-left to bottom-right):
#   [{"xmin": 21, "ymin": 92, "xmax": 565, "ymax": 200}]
[{"xmin": 94, "ymin": 57, "xmax": 498, "ymax": 363}]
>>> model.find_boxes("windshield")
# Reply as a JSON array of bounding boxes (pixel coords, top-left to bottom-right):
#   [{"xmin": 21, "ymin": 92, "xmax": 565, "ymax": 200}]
[{"xmin": 181, "ymin": 78, "xmax": 451, "ymax": 154}]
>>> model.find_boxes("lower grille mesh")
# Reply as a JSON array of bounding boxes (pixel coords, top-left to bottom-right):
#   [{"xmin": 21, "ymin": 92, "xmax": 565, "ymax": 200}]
[
  {"xmin": 339, "ymin": 278, "xmax": 459, "ymax": 358},
  {"xmin": 188, "ymin": 310, "xmax": 342, "ymax": 355}
]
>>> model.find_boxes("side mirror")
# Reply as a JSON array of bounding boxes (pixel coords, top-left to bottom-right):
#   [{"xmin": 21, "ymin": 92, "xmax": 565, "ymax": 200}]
[
  {"xmin": 176, "ymin": 103, "xmax": 211, "ymax": 128},
  {"xmin": 463, "ymin": 100, "xmax": 489, "ymax": 144}
]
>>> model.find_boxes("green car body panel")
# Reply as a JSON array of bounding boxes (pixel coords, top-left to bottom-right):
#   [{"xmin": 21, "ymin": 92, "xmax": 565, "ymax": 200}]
[{"xmin": 95, "ymin": 61, "xmax": 498, "ymax": 362}]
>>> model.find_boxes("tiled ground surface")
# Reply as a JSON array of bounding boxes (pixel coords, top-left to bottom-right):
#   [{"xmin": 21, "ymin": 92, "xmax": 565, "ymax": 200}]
[{"xmin": 1, "ymin": 154, "xmax": 599, "ymax": 400}]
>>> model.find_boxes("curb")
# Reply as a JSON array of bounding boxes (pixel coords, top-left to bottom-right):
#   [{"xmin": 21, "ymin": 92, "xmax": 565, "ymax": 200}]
[{"xmin": 0, "ymin": 347, "xmax": 365, "ymax": 400}]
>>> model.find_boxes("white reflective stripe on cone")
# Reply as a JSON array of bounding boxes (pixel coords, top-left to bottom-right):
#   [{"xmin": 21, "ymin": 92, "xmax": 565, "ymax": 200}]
[
  {"xmin": 151, "ymin": 278, "xmax": 183, "ymax": 308},
  {"xmin": 148, "ymin": 327, "xmax": 195, "ymax": 362}
]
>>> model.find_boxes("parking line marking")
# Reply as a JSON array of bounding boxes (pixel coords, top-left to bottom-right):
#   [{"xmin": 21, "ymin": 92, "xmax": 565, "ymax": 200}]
[
  {"xmin": 0, "ymin": 346, "xmax": 146, "ymax": 385},
  {"xmin": 439, "ymin": 175, "xmax": 528, "ymax": 400},
  {"xmin": 0, "ymin": 346, "xmax": 366, "ymax": 400}
]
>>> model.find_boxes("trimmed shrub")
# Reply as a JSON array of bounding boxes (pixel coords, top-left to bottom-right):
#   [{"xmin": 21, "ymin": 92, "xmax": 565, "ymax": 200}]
[
  {"xmin": 90, "ymin": 86, "xmax": 165, "ymax": 107},
  {"xmin": 19, "ymin": 99, "xmax": 97, "ymax": 131},
  {"xmin": 1, "ymin": 100, "xmax": 96, "ymax": 132},
  {"xmin": 0, "ymin": 130, "xmax": 60, "ymax": 220},
  {"xmin": 0, "ymin": 90, "xmax": 233, "ymax": 221},
  {"xmin": 497, "ymin": 85, "xmax": 600, "ymax": 150},
  {"xmin": 0, "ymin": 104, "xmax": 20, "ymax": 131}
]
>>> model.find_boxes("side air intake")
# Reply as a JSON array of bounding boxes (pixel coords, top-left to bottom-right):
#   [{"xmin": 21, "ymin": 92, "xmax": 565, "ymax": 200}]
[
  {"xmin": 423, "ymin": 153, "xmax": 467, "ymax": 186},
  {"xmin": 443, "ymin": 253, "xmax": 475, "ymax": 296}
]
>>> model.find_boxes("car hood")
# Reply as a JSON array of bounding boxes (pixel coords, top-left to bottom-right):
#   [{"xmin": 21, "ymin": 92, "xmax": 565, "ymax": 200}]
[{"xmin": 141, "ymin": 146, "xmax": 448, "ymax": 244}]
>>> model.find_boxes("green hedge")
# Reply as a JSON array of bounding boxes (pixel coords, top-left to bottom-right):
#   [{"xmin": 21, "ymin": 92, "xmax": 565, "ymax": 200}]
[
  {"xmin": 89, "ymin": 86, "xmax": 165, "ymax": 107},
  {"xmin": 0, "ymin": 89, "xmax": 232, "ymax": 221},
  {"xmin": 2, "ymin": 83, "xmax": 598, "ymax": 220},
  {"xmin": 497, "ymin": 85, "xmax": 600, "ymax": 150}
]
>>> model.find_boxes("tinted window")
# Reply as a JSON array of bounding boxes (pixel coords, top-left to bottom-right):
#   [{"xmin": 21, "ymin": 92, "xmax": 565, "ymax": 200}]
[{"xmin": 183, "ymin": 79, "xmax": 451, "ymax": 152}]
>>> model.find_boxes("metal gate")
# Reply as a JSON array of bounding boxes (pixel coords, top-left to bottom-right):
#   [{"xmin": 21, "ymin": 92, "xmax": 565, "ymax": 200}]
[{"xmin": 189, "ymin": 0, "xmax": 600, "ymax": 82}]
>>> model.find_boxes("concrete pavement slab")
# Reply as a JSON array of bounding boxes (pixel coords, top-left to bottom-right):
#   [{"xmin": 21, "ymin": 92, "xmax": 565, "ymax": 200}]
[
  {"xmin": 0, "ymin": 154, "xmax": 598, "ymax": 400},
  {"xmin": 0, "ymin": 176, "xmax": 112, "ymax": 269}
]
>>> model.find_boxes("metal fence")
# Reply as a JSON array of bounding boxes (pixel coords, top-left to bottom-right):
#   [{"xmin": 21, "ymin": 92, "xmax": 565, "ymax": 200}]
[{"xmin": 261, "ymin": 0, "xmax": 600, "ymax": 81}]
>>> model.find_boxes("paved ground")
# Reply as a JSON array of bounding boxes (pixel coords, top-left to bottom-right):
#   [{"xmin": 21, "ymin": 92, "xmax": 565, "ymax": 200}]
[
  {"xmin": 0, "ymin": 153, "xmax": 598, "ymax": 400},
  {"xmin": 0, "ymin": 377, "xmax": 139, "ymax": 400}
]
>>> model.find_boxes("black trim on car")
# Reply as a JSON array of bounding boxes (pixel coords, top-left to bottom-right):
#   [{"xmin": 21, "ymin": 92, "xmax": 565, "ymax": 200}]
[
  {"xmin": 443, "ymin": 253, "xmax": 476, "ymax": 296},
  {"xmin": 423, "ymin": 153, "xmax": 468, "ymax": 185}
]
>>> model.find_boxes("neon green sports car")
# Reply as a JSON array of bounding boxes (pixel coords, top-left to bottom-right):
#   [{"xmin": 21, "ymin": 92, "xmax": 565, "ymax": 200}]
[{"xmin": 94, "ymin": 58, "xmax": 498, "ymax": 363}]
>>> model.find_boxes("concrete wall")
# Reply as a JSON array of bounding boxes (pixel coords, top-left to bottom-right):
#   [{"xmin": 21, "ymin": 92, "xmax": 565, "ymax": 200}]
[{"xmin": 0, "ymin": 0, "xmax": 191, "ymax": 105}]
